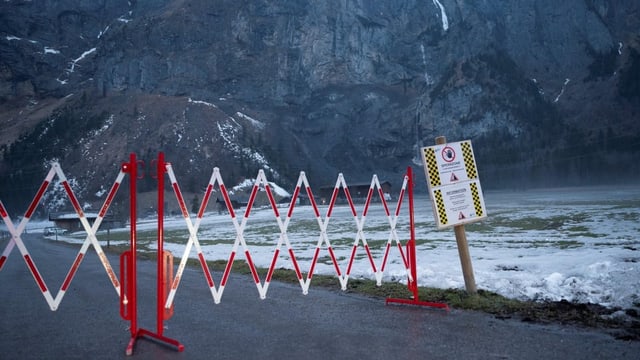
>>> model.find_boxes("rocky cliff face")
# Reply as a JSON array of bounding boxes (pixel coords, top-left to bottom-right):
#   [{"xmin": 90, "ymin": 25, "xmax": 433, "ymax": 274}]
[{"xmin": 1, "ymin": 0, "xmax": 639, "ymax": 213}]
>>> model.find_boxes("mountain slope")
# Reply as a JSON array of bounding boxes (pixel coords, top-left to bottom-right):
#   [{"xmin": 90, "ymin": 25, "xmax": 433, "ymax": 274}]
[{"xmin": 0, "ymin": 0, "xmax": 638, "ymax": 214}]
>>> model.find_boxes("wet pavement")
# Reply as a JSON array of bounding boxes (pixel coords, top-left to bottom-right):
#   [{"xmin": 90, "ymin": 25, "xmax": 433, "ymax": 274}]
[{"xmin": 1, "ymin": 235, "xmax": 638, "ymax": 359}]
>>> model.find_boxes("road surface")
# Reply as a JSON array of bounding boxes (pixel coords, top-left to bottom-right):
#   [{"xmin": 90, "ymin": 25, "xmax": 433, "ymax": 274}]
[{"xmin": 0, "ymin": 234, "xmax": 637, "ymax": 359}]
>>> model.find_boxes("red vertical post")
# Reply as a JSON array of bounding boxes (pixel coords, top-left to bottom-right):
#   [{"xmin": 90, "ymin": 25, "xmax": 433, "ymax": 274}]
[
  {"xmin": 156, "ymin": 152, "xmax": 165, "ymax": 335},
  {"xmin": 129, "ymin": 153, "xmax": 138, "ymax": 340},
  {"xmin": 123, "ymin": 153, "xmax": 139, "ymax": 355},
  {"xmin": 407, "ymin": 166, "xmax": 419, "ymax": 298},
  {"xmin": 155, "ymin": 152, "xmax": 176, "ymax": 330},
  {"xmin": 156, "ymin": 152, "xmax": 166, "ymax": 335},
  {"xmin": 385, "ymin": 167, "xmax": 449, "ymax": 310}
]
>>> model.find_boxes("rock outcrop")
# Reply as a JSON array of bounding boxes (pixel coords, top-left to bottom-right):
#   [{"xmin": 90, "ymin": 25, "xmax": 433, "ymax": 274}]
[{"xmin": 0, "ymin": 0, "xmax": 638, "ymax": 212}]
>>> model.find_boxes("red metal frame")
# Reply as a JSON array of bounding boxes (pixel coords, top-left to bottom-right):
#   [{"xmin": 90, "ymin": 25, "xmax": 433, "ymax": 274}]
[
  {"xmin": 120, "ymin": 152, "xmax": 183, "ymax": 356},
  {"xmin": 385, "ymin": 166, "xmax": 449, "ymax": 310}
]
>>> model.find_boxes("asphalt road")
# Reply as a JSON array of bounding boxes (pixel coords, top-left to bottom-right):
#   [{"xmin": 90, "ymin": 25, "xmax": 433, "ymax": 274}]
[{"xmin": 1, "ymin": 234, "xmax": 638, "ymax": 360}]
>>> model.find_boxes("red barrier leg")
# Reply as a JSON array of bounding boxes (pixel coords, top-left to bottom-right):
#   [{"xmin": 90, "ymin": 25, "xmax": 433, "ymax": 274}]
[
  {"xmin": 386, "ymin": 166, "xmax": 449, "ymax": 311},
  {"xmin": 144, "ymin": 152, "xmax": 182, "ymax": 350},
  {"xmin": 121, "ymin": 153, "xmax": 139, "ymax": 355}
]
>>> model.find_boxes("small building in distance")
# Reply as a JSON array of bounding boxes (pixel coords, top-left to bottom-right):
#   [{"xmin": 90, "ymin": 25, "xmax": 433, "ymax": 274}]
[
  {"xmin": 317, "ymin": 181, "xmax": 392, "ymax": 205},
  {"xmin": 48, "ymin": 212, "xmax": 120, "ymax": 232},
  {"xmin": 48, "ymin": 212, "xmax": 98, "ymax": 233}
]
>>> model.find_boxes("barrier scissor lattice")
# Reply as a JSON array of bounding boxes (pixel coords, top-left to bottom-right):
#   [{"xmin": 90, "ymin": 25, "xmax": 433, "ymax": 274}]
[
  {"xmin": 0, "ymin": 162, "xmax": 122, "ymax": 310},
  {"xmin": 163, "ymin": 164, "xmax": 425, "ymax": 306},
  {"xmin": 166, "ymin": 166, "xmax": 286, "ymax": 306},
  {"xmin": 326, "ymin": 173, "xmax": 411, "ymax": 289},
  {"xmin": 164, "ymin": 165, "xmax": 231, "ymax": 305},
  {"xmin": 264, "ymin": 171, "xmax": 412, "ymax": 294}
]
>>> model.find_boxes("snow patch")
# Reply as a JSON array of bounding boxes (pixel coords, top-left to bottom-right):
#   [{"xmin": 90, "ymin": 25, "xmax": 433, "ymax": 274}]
[
  {"xmin": 188, "ymin": 97, "xmax": 218, "ymax": 108},
  {"xmin": 420, "ymin": 44, "xmax": 434, "ymax": 85},
  {"xmin": 67, "ymin": 48, "xmax": 97, "ymax": 73},
  {"xmin": 231, "ymin": 178, "xmax": 290, "ymax": 198},
  {"xmin": 95, "ymin": 185, "xmax": 107, "ymax": 198},
  {"xmin": 215, "ymin": 118, "xmax": 278, "ymax": 178},
  {"xmin": 268, "ymin": 181, "xmax": 291, "ymax": 197},
  {"xmin": 554, "ymin": 78, "xmax": 570, "ymax": 103},
  {"xmin": 235, "ymin": 112, "xmax": 265, "ymax": 130},
  {"xmin": 431, "ymin": 0, "xmax": 449, "ymax": 31},
  {"xmin": 44, "ymin": 47, "xmax": 60, "ymax": 54},
  {"xmin": 98, "ymin": 25, "xmax": 110, "ymax": 39}
]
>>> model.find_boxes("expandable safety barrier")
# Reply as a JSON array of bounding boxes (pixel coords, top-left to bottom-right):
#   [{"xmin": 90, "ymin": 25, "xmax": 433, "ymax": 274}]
[
  {"xmin": 0, "ymin": 162, "xmax": 122, "ymax": 311},
  {"xmin": 0, "ymin": 152, "xmax": 447, "ymax": 356},
  {"xmin": 159, "ymin": 153, "xmax": 447, "ymax": 311},
  {"xmin": 164, "ymin": 159, "xmax": 413, "ymax": 306}
]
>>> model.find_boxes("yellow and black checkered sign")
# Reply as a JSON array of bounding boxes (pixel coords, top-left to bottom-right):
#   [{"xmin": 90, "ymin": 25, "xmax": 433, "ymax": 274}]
[
  {"xmin": 423, "ymin": 147, "xmax": 440, "ymax": 187},
  {"xmin": 461, "ymin": 141, "xmax": 477, "ymax": 180},
  {"xmin": 433, "ymin": 189, "xmax": 448, "ymax": 226},
  {"xmin": 470, "ymin": 182, "xmax": 483, "ymax": 217}
]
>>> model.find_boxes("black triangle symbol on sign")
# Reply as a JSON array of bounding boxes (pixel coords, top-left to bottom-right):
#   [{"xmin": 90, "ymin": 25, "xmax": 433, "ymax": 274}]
[
  {"xmin": 458, "ymin": 212, "xmax": 466, "ymax": 220},
  {"xmin": 450, "ymin": 173, "xmax": 459, "ymax": 182}
]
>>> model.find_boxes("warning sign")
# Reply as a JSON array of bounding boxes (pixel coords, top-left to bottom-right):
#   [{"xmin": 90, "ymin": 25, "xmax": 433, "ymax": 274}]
[
  {"xmin": 422, "ymin": 141, "xmax": 479, "ymax": 188},
  {"xmin": 429, "ymin": 180, "xmax": 486, "ymax": 229},
  {"xmin": 421, "ymin": 140, "xmax": 487, "ymax": 229}
]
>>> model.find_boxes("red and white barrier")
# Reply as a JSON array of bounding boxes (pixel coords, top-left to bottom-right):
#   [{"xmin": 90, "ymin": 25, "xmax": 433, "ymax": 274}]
[
  {"xmin": 0, "ymin": 159, "xmax": 420, "ymax": 310},
  {"xmin": 1, "ymin": 152, "xmax": 446, "ymax": 356},
  {"xmin": 268, "ymin": 170, "xmax": 320, "ymax": 295},
  {"xmin": 166, "ymin": 166, "xmax": 286, "ymax": 305},
  {"xmin": 264, "ymin": 171, "xmax": 412, "ymax": 294},
  {"xmin": 0, "ymin": 163, "xmax": 122, "ymax": 310},
  {"xmin": 164, "ymin": 165, "xmax": 230, "ymax": 305},
  {"xmin": 162, "ymin": 164, "xmax": 421, "ymax": 306}
]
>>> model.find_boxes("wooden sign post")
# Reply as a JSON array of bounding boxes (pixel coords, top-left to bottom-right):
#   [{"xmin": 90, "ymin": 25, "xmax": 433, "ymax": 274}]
[
  {"xmin": 420, "ymin": 136, "xmax": 483, "ymax": 294},
  {"xmin": 453, "ymin": 215, "xmax": 477, "ymax": 294},
  {"xmin": 436, "ymin": 136, "xmax": 477, "ymax": 294}
]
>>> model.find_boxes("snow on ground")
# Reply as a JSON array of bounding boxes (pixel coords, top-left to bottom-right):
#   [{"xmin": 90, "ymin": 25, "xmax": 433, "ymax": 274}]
[{"xmin": 3, "ymin": 185, "xmax": 639, "ymax": 309}]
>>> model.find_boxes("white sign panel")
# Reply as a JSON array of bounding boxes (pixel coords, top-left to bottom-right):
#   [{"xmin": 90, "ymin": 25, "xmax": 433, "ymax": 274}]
[
  {"xmin": 428, "ymin": 180, "xmax": 486, "ymax": 229},
  {"xmin": 421, "ymin": 140, "xmax": 487, "ymax": 229}
]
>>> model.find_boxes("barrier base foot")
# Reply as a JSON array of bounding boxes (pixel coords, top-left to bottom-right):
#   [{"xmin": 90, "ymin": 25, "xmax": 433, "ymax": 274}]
[
  {"xmin": 125, "ymin": 328, "xmax": 184, "ymax": 356},
  {"xmin": 385, "ymin": 297, "xmax": 450, "ymax": 311}
]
